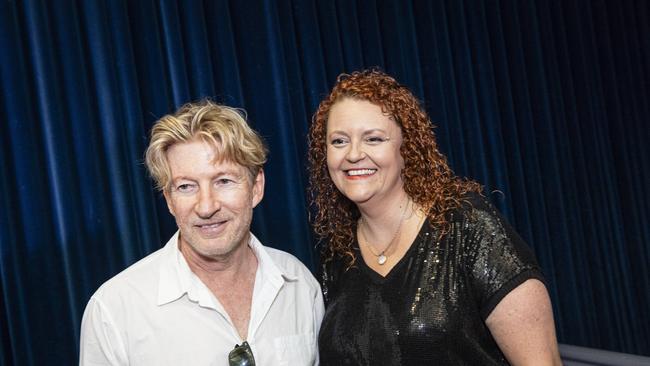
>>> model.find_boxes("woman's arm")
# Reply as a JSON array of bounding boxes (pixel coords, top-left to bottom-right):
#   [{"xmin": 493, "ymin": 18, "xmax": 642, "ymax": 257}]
[{"xmin": 485, "ymin": 279, "xmax": 562, "ymax": 366}]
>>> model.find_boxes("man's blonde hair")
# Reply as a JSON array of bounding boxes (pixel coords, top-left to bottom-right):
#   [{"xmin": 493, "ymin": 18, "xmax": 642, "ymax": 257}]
[{"xmin": 145, "ymin": 100, "xmax": 268, "ymax": 191}]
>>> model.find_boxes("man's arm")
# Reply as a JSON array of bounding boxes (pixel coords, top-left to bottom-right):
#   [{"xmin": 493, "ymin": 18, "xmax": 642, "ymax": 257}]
[
  {"xmin": 79, "ymin": 297, "xmax": 127, "ymax": 366},
  {"xmin": 311, "ymin": 281, "xmax": 325, "ymax": 366},
  {"xmin": 485, "ymin": 279, "xmax": 562, "ymax": 366}
]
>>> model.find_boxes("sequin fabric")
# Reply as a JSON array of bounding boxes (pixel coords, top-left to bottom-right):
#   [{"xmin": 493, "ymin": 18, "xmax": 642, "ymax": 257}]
[{"xmin": 318, "ymin": 194, "xmax": 545, "ymax": 365}]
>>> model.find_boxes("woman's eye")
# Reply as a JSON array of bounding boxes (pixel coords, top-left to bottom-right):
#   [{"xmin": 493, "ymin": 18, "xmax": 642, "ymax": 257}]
[
  {"xmin": 365, "ymin": 136, "xmax": 387, "ymax": 144},
  {"xmin": 330, "ymin": 138, "xmax": 348, "ymax": 146}
]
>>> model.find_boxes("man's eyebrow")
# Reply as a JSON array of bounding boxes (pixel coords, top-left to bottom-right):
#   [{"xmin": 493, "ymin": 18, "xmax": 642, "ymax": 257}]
[{"xmin": 170, "ymin": 175, "xmax": 195, "ymax": 182}]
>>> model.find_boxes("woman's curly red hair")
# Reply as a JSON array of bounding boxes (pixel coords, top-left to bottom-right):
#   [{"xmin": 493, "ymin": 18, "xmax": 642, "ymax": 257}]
[{"xmin": 308, "ymin": 70, "xmax": 482, "ymax": 266}]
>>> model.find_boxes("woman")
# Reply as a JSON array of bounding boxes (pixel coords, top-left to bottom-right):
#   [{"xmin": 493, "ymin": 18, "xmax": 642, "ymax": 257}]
[{"xmin": 308, "ymin": 70, "xmax": 561, "ymax": 365}]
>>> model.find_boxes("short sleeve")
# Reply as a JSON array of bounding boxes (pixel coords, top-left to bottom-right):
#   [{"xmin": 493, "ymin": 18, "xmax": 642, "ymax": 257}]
[{"xmin": 459, "ymin": 196, "xmax": 546, "ymax": 320}]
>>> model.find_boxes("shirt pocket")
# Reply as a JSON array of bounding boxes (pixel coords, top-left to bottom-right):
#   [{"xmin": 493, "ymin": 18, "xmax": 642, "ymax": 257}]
[{"xmin": 273, "ymin": 332, "xmax": 315, "ymax": 366}]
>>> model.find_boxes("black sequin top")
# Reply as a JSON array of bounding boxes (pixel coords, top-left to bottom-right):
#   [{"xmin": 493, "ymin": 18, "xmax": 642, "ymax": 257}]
[{"xmin": 318, "ymin": 195, "xmax": 545, "ymax": 365}]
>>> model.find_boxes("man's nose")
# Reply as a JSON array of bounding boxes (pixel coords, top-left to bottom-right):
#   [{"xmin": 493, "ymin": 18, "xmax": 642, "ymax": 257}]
[{"xmin": 194, "ymin": 187, "xmax": 220, "ymax": 218}]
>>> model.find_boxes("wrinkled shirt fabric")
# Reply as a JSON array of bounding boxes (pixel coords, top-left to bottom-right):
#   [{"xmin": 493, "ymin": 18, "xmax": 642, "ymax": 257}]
[{"xmin": 80, "ymin": 232, "xmax": 324, "ymax": 366}]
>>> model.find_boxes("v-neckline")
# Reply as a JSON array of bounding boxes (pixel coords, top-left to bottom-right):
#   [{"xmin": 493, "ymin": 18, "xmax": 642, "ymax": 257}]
[{"xmin": 356, "ymin": 218, "xmax": 429, "ymax": 283}]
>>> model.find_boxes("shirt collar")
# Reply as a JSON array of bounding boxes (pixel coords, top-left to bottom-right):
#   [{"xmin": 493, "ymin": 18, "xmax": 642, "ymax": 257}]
[
  {"xmin": 157, "ymin": 232, "xmax": 190, "ymax": 305},
  {"xmin": 248, "ymin": 232, "xmax": 298, "ymax": 284},
  {"xmin": 156, "ymin": 231, "xmax": 296, "ymax": 306}
]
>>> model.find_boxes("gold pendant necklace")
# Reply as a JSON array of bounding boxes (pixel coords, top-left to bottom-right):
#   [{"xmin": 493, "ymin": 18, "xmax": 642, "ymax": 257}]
[{"xmin": 359, "ymin": 198, "xmax": 408, "ymax": 265}]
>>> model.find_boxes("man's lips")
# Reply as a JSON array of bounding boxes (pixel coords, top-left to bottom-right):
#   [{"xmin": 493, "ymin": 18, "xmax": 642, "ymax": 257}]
[
  {"xmin": 194, "ymin": 220, "xmax": 227, "ymax": 236},
  {"xmin": 196, "ymin": 222, "xmax": 223, "ymax": 228}
]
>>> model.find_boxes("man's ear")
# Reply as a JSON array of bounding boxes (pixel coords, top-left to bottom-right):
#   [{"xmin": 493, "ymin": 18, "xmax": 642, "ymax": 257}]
[
  {"xmin": 163, "ymin": 188, "xmax": 175, "ymax": 216},
  {"xmin": 251, "ymin": 169, "xmax": 265, "ymax": 208}
]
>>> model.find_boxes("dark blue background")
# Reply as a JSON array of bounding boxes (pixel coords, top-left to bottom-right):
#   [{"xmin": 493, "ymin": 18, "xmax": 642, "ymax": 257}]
[{"xmin": 1, "ymin": 1, "xmax": 648, "ymax": 364}]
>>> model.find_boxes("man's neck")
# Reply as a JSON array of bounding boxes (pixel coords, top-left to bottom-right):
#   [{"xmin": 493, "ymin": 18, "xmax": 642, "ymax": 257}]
[
  {"xmin": 179, "ymin": 237, "xmax": 258, "ymax": 340},
  {"xmin": 179, "ymin": 238, "xmax": 256, "ymax": 283}
]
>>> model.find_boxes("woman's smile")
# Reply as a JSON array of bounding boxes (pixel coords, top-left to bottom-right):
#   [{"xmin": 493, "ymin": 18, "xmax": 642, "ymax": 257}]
[{"xmin": 326, "ymin": 98, "xmax": 404, "ymax": 205}]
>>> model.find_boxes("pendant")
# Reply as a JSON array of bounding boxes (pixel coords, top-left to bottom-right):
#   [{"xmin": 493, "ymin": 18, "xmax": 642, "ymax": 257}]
[{"xmin": 377, "ymin": 254, "xmax": 387, "ymax": 265}]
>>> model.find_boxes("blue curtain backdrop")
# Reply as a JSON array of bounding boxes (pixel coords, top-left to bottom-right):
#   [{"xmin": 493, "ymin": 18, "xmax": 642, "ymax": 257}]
[{"xmin": 1, "ymin": 0, "xmax": 648, "ymax": 364}]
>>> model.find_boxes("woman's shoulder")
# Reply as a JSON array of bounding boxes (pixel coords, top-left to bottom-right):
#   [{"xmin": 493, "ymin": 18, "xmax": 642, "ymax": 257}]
[
  {"xmin": 448, "ymin": 191, "xmax": 497, "ymax": 223},
  {"xmin": 447, "ymin": 192, "xmax": 528, "ymax": 248}
]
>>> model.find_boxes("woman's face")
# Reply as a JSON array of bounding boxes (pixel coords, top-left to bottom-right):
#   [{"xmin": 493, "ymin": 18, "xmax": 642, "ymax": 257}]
[{"xmin": 326, "ymin": 98, "xmax": 405, "ymax": 206}]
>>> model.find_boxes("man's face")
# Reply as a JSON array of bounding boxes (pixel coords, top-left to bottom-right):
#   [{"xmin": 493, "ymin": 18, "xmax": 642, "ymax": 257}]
[{"xmin": 163, "ymin": 139, "xmax": 264, "ymax": 259}]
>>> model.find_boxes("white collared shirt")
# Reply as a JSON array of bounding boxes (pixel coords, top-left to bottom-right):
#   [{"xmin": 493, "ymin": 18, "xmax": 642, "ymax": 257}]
[{"xmin": 80, "ymin": 232, "xmax": 324, "ymax": 365}]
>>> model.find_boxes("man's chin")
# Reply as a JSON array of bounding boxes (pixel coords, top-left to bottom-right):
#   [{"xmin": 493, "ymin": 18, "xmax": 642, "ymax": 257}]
[
  {"xmin": 191, "ymin": 243, "xmax": 233, "ymax": 258},
  {"xmin": 180, "ymin": 236, "xmax": 227, "ymax": 257}
]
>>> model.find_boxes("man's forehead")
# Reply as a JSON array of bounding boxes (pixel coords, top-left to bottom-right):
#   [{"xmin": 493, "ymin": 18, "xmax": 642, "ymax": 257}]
[
  {"xmin": 164, "ymin": 139, "xmax": 256, "ymax": 182},
  {"xmin": 169, "ymin": 159, "xmax": 248, "ymax": 176}
]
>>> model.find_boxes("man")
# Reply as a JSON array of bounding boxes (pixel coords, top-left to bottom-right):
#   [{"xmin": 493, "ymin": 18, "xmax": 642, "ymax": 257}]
[{"xmin": 80, "ymin": 100, "xmax": 324, "ymax": 365}]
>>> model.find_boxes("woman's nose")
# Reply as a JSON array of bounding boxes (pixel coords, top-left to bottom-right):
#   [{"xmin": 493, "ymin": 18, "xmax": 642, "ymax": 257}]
[{"xmin": 345, "ymin": 140, "xmax": 366, "ymax": 162}]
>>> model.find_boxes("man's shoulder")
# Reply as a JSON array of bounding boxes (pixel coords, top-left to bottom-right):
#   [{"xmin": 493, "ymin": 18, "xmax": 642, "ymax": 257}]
[
  {"xmin": 264, "ymin": 246, "xmax": 312, "ymax": 271},
  {"xmin": 262, "ymin": 246, "xmax": 319, "ymax": 284},
  {"xmin": 91, "ymin": 245, "xmax": 167, "ymax": 301}
]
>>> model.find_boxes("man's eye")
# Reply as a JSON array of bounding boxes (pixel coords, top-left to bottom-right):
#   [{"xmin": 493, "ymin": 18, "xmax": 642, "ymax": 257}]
[
  {"xmin": 216, "ymin": 178, "xmax": 234, "ymax": 185},
  {"xmin": 175, "ymin": 184, "xmax": 197, "ymax": 193}
]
